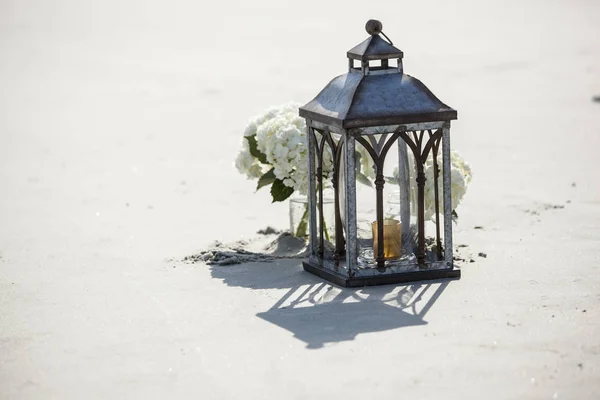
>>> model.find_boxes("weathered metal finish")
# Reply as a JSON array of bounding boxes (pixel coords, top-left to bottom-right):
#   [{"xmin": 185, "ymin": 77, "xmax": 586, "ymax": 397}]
[
  {"xmin": 347, "ymin": 33, "xmax": 403, "ymax": 61},
  {"xmin": 350, "ymin": 125, "xmax": 401, "ymax": 136},
  {"xmin": 299, "ymin": 72, "xmax": 457, "ymax": 129},
  {"xmin": 353, "ymin": 260, "xmax": 453, "ymax": 277},
  {"xmin": 365, "ymin": 19, "xmax": 396, "ymax": 46},
  {"xmin": 303, "ymin": 255, "xmax": 457, "ymax": 278},
  {"xmin": 375, "ymin": 169, "xmax": 385, "ymax": 267},
  {"xmin": 398, "ymin": 129, "xmax": 443, "ymax": 266},
  {"xmin": 323, "ymin": 131, "xmax": 346, "ymax": 262},
  {"xmin": 348, "ymin": 122, "xmax": 444, "ymax": 136},
  {"xmin": 442, "ymin": 123, "xmax": 453, "ymax": 266},
  {"xmin": 306, "ymin": 124, "xmax": 318, "ymax": 257},
  {"xmin": 368, "ymin": 133, "xmax": 388, "ymax": 155},
  {"xmin": 303, "ymin": 261, "xmax": 460, "ymax": 287},
  {"xmin": 414, "ymin": 132, "xmax": 427, "ymax": 265},
  {"xmin": 299, "ymin": 23, "xmax": 457, "ymax": 130},
  {"xmin": 343, "ymin": 133, "xmax": 357, "ymax": 276},
  {"xmin": 316, "ymin": 131, "xmax": 327, "ymax": 258},
  {"xmin": 308, "ymin": 120, "xmax": 345, "ymax": 135},
  {"xmin": 397, "ymin": 138, "xmax": 411, "ymax": 254},
  {"xmin": 356, "ymin": 68, "xmax": 403, "ymax": 76},
  {"xmin": 300, "ymin": 20, "xmax": 459, "ymax": 287},
  {"xmin": 431, "ymin": 133, "xmax": 443, "ymax": 259},
  {"xmin": 402, "ymin": 121, "xmax": 444, "ymax": 132},
  {"xmin": 361, "ymin": 60, "xmax": 369, "ymax": 77},
  {"xmin": 334, "ymin": 139, "xmax": 346, "ymax": 261},
  {"xmin": 355, "ymin": 131, "xmax": 402, "ymax": 268},
  {"xmin": 365, "ymin": 19, "xmax": 383, "ymax": 36}
]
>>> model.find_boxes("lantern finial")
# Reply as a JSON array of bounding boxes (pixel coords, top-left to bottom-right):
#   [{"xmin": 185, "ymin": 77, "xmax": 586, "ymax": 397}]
[
  {"xmin": 365, "ymin": 19, "xmax": 382, "ymax": 36},
  {"xmin": 365, "ymin": 19, "xmax": 393, "ymax": 45}
]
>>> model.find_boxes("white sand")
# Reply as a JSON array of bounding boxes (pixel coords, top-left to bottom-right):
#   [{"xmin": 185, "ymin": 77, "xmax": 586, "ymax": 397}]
[{"xmin": 1, "ymin": 0, "xmax": 600, "ymax": 398}]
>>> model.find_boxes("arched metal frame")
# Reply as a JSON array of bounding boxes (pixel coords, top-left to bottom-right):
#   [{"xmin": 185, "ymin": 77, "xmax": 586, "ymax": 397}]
[
  {"xmin": 307, "ymin": 128, "xmax": 346, "ymax": 261},
  {"xmin": 397, "ymin": 129, "xmax": 443, "ymax": 265},
  {"xmin": 305, "ymin": 120, "xmax": 458, "ymax": 287},
  {"xmin": 354, "ymin": 132, "xmax": 401, "ymax": 268}
]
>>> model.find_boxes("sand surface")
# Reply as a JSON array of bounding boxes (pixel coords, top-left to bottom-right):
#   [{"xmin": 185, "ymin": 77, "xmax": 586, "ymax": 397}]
[{"xmin": 1, "ymin": 0, "xmax": 600, "ymax": 398}]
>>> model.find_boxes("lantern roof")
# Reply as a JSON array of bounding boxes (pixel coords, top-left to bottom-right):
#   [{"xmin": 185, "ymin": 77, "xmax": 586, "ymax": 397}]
[
  {"xmin": 299, "ymin": 20, "xmax": 457, "ymax": 129},
  {"xmin": 347, "ymin": 34, "xmax": 403, "ymax": 61}
]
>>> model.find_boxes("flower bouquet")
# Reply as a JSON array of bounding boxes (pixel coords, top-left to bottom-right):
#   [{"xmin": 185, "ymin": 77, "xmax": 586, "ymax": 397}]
[
  {"xmin": 235, "ymin": 103, "xmax": 472, "ymax": 237},
  {"xmin": 235, "ymin": 103, "xmax": 335, "ymax": 237},
  {"xmin": 235, "ymin": 103, "xmax": 333, "ymax": 202}
]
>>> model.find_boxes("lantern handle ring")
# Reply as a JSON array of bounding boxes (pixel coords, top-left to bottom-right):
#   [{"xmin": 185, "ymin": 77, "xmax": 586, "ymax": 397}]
[{"xmin": 365, "ymin": 19, "xmax": 393, "ymax": 45}]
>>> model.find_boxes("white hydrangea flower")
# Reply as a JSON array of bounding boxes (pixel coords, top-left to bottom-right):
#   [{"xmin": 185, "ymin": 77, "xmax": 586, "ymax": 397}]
[
  {"xmin": 389, "ymin": 150, "xmax": 471, "ymax": 219},
  {"xmin": 248, "ymin": 164, "xmax": 265, "ymax": 179},
  {"xmin": 234, "ymin": 141, "xmax": 253, "ymax": 173},
  {"xmin": 234, "ymin": 137, "xmax": 266, "ymax": 179},
  {"xmin": 421, "ymin": 150, "xmax": 471, "ymax": 219},
  {"xmin": 234, "ymin": 102, "xmax": 334, "ymax": 197},
  {"xmin": 451, "ymin": 151, "xmax": 472, "ymax": 184},
  {"xmin": 243, "ymin": 102, "xmax": 299, "ymax": 138}
]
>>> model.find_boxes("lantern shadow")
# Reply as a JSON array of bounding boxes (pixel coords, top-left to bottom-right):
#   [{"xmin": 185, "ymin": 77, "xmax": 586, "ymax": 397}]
[
  {"xmin": 257, "ymin": 299, "xmax": 428, "ymax": 349},
  {"xmin": 210, "ymin": 259, "xmax": 450, "ymax": 349},
  {"xmin": 209, "ymin": 259, "xmax": 317, "ymax": 290},
  {"xmin": 257, "ymin": 278, "xmax": 449, "ymax": 349}
]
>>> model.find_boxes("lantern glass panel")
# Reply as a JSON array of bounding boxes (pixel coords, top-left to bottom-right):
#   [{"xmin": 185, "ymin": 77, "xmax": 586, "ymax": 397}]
[
  {"xmin": 337, "ymin": 130, "xmax": 451, "ymax": 272},
  {"xmin": 351, "ymin": 134, "xmax": 415, "ymax": 269},
  {"xmin": 310, "ymin": 129, "xmax": 342, "ymax": 267}
]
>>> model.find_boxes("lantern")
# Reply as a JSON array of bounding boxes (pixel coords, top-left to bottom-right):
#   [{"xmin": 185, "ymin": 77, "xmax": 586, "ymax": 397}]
[{"xmin": 298, "ymin": 19, "xmax": 460, "ymax": 287}]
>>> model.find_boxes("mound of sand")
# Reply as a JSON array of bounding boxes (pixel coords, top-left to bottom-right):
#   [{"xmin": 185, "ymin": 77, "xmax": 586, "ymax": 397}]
[{"xmin": 183, "ymin": 228, "xmax": 308, "ymax": 265}]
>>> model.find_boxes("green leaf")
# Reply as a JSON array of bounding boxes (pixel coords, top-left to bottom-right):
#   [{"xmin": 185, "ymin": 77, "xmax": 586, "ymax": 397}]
[
  {"xmin": 452, "ymin": 209, "xmax": 459, "ymax": 224},
  {"xmin": 322, "ymin": 215, "xmax": 331, "ymax": 242},
  {"xmin": 295, "ymin": 204, "xmax": 309, "ymax": 237},
  {"xmin": 256, "ymin": 168, "xmax": 276, "ymax": 191},
  {"xmin": 356, "ymin": 172, "xmax": 373, "ymax": 187},
  {"xmin": 270, "ymin": 179, "xmax": 295, "ymax": 203},
  {"xmin": 386, "ymin": 176, "xmax": 399, "ymax": 185},
  {"xmin": 245, "ymin": 135, "xmax": 268, "ymax": 164},
  {"xmin": 354, "ymin": 151, "xmax": 363, "ymax": 174}
]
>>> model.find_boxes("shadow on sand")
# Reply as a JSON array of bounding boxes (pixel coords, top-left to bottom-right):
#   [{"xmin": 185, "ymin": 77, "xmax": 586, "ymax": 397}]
[{"xmin": 210, "ymin": 259, "xmax": 452, "ymax": 349}]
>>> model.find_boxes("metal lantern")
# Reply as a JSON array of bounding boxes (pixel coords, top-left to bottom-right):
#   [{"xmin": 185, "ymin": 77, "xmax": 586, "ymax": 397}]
[{"xmin": 299, "ymin": 19, "xmax": 460, "ymax": 287}]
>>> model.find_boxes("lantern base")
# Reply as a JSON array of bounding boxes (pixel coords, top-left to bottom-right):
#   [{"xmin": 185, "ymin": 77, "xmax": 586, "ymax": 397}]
[{"xmin": 302, "ymin": 261, "xmax": 460, "ymax": 288}]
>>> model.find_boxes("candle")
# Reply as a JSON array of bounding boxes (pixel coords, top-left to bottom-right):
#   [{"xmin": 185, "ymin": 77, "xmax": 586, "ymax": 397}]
[{"xmin": 371, "ymin": 219, "xmax": 402, "ymax": 260}]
